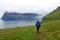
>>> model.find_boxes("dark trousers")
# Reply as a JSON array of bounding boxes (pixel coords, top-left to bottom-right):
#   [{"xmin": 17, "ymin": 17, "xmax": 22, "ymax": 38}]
[{"xmin": 36, "ymin": 27, "xmax": 40, "ymax": 34}]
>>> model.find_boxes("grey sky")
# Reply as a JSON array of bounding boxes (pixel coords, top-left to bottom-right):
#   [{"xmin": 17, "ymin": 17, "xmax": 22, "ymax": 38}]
[{"xmin": 0, "ymin": 0, "xmax": 60, "ymax": 17}]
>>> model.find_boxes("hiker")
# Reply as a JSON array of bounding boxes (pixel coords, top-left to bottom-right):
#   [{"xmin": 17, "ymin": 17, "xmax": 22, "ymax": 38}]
[{"xmin": 35, "ymin": 19, "xmax": 41, "ymax": 34}]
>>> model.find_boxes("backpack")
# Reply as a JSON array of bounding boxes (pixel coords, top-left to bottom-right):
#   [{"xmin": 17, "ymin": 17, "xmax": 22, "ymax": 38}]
[{"xmin": 36, "ymin": 20, "xmax": 41, "ymax": 27}]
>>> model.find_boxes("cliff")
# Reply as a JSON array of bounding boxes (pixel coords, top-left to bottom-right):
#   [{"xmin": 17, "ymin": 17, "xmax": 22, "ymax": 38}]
[{"xmin": 1, "ymin": 11, "xmax": 39, "ymax": 21}]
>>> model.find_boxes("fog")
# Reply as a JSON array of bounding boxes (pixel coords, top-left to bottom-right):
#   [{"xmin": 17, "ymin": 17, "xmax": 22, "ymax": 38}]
[{"xmin": 0, "ymin": 0, "xmax": 60, "ymax": 17}]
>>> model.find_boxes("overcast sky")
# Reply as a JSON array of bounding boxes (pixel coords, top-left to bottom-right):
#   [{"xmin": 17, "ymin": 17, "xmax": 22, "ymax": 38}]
[{"xmin": 0, "ymin": 0, "xmax": 60, "ymax": 17}]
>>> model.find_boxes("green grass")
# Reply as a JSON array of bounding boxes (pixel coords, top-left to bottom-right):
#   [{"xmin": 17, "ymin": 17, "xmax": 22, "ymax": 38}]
[
  {"xmin": 33, "ymin": 20, "xmax": 60, "ymax": 40},
  {"xmin": 0, "ymin": 26, "xmax": 35, "ymax": 40}
]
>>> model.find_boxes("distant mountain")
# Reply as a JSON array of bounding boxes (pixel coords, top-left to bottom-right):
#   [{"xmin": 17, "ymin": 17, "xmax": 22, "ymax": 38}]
[
  {"xmin": 42, "ymin": 6, "xmax": 60, "ymax": 23},
  {"xmin": 1, "ymin": 11, "xmax": 39, "ymax": 21}
]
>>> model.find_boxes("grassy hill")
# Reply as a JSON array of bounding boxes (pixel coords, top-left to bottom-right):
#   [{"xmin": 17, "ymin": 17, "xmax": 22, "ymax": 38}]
[
  {"xmin": 0, "ymin": 6, "xmax": 60, "ymax": 40},
  {"xmin": 42, "ymin": 6, "xmax": 60, "ymax": 23}
]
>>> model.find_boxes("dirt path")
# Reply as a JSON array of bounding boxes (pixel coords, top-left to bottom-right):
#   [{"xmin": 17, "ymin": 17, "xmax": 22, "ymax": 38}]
[{"xmin": 32, "ymin": 32, "xmax": 40, "ymax": 40}]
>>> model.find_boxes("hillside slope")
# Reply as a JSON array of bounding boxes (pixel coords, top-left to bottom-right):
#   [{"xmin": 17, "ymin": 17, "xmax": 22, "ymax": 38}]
[
  {"xmin": 33, "ymin": 6, "xmax": 60, "ymax": 40},
  {"xmin": 35, "ymin": 20, "xmax": 60, "ymax": 40},
  {"xmin": 42, "ymin": 6, "xmax": 60, "ymax": 23}
]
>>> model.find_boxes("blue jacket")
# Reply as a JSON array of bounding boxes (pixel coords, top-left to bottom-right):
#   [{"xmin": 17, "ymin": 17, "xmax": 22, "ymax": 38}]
[{"xmin": 36, "ymin": 19, "xmax": 41, "ymax": 27}]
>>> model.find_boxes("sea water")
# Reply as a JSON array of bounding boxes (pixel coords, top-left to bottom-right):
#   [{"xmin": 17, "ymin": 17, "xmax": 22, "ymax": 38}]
[{"xmin": 0, "ymin": 19, "xmax": 36, "ymax": 29}]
